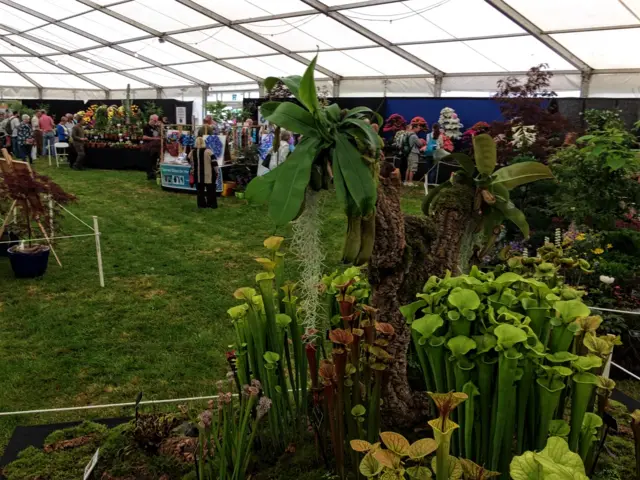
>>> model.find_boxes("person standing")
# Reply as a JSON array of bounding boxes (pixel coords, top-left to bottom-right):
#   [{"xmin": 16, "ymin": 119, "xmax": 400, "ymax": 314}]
[
  {"xmin": 64, "ymin": 113, "xmax": 75, "ymax": 138},
  {"xmin": 142, "ymin": 114, "xmax": 161, "ymax": 180},
  {"xmin": 0, "ymin": 112, "xmax": 6, "ymax": 149},
  {"xmin": 404, "ymin": 122, "xmax": 424, "ymax": 187},
  {"xmin": 56, "ymin": 117, "xmax": 69, "ymax": 142},
  {"xmin": 268, "ymin": 130, "xmax": 292, "ymax": 171},
  {"xmin": 188, "ymin": 136, "xmax": 218, "ymax": 209},
  {"xmin": 16, "ymin": 114, "xmax": 33, "ymax": 162},
  {"xmin": 9, "ymin": 111, "xmax": 20, "ymax": 156},
  {"xmin": 71, "ymin": 117, "xmax": 88, "ymax": 170},
  {"xmin": 31, "ymin": 110, "xmax": 42, "ymax": 156},
  {"xmin": 39, "ymin": 110, "xmax": 55, "ymax": 157}
]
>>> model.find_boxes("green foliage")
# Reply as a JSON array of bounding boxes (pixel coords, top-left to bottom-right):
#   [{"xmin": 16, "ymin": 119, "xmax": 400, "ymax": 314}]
[
  {"xmin": 423, "ymin": 134, "xmax": 553, "ymax": 247},
  {"xmin": 550, "ymin": 132, "xmax": 640, "ymax": 230},
  {"xmin": 141, "ymin": 101, "xmax": 164, "ymax": 121},
  {"xmin": 229, "ymin": 237, "xmax": 306, "ymax": 454},
  {"xmin": 245, "ymin": 55, "xmax": 381, "ymax": 266},
  {"xmin": 402, "ymin": 265, "xmax": 613, "ymax": 474},
  {"xmin": 583, "ymin": 108, "xmax": 626, "ymax": 133},
  {"xmin": 44, "ymin": 420, "xmax": 108, "ymax": 444},
  {"xmin": 510, "ymin": 436, "xmax": 588, "ymax": 480}
]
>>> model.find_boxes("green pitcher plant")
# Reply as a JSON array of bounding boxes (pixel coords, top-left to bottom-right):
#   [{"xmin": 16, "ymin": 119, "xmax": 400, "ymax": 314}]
[
  {"xmin": 245, "ymin": 55, "xmax": 382, "ymax": 266},
  {"xmin": 227, "ymin": 236, "xmax": 308, "ymax": 451},
  {"xmin": 401, "ymin": 264, "xmax": 618, "ymax": 478}
]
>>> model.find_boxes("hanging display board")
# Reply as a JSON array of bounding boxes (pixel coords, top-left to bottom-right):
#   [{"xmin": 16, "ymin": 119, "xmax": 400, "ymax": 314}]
[{"xmin": 176, "ymin": 106, "xmax": 187, "ymax": 125}]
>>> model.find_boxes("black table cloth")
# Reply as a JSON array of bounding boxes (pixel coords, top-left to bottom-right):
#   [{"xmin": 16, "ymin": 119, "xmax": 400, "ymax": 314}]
[{"xmin": 70, "ymin": 147, "xmax": 148, "ymax": 171}]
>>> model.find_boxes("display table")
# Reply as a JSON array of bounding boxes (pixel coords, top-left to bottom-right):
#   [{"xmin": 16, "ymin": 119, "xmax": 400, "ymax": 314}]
[{"xmin": 80, "ymin": 147, "xmax": 148, "ymax": 170}]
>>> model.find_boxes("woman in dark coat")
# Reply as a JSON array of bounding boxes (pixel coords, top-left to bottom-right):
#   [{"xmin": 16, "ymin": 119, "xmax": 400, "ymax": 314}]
[{"xmin": 188, "ymin": 136, "xmax": 219, "ymax": 209}]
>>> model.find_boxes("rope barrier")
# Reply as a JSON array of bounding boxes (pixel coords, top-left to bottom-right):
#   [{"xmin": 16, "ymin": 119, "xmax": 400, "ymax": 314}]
[
  {"xmin": 56, "ymin": 202, "xmax": 95, "ymax": 232},
  {"xmin": 0, "ymin": 233, "xmax": 97, "ymax": 244},
  {"xmin": 611, "ymin": 362, "xmax": 640, "ymax": 382},
  {"xmin": 0, "ymin": 394, "xmax": 225, "ymax": 417},
  {"xmin": 589, "ymin": 306, "xmax": 640, "ymax": 316}
]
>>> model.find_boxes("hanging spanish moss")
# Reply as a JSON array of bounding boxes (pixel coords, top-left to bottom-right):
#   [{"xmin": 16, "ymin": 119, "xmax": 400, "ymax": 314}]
[{"xmin": 290, "ymin": 190, "xmax": 325, "ymax": 340}]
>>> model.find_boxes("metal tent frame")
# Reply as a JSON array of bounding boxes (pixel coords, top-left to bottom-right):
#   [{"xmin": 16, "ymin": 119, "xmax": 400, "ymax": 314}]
[{"xmin": 0, "ymin": 0, "xmax": 639, "ymax": 104}]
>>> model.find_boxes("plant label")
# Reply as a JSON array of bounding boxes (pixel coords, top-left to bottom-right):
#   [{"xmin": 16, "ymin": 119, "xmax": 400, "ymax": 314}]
[{"xmin": 83, "ymin": 448, "xmax": 99, "ymax": 480}]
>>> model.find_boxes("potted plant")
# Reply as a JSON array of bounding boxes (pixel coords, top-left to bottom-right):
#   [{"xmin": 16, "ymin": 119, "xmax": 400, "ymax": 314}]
[{"xmin": 0, "ymin": 166, "xmax": 75, "ymax": 278}]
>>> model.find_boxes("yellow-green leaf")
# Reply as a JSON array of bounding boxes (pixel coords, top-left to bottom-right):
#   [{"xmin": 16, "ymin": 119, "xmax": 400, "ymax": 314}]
[
  {"xmin": 473, "ymin": 134, "xmax": 497, "ymax": 175},
  {"xmin": 408, "ymin": 438, "xmax": 438, "ymax": 459},
  {"xmin": 263, "ymin": 236, "xmax": 285, "ymax": 251},
  {"xmin": 380, "ymin": 432, "xmax": 411, "ymax": 456},
  {"xmin": 360, "ymin": 452, "xmax": 384, "ymax": 477},
  {"xmin": 351, "ymin": 439, "xmax": 374, "ymax": 452},
  {"xmin": 374, "ymin": 449, "xmax": 401, "ymax": 469},
  {"xmin": 431, "ymin": 456, "xmax": 462, "ymax": 480},
  {"xmin": 491, "ymin": 161, "xmax": 553, "ymax": 190},
  {"xmin": 406, "ymin": 466, "xmax": 433, "ymax": 480}
]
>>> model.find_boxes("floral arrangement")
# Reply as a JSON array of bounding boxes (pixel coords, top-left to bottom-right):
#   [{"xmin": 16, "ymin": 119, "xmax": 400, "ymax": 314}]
[
  {"xmin": 438, "ymin": 107, "xmax": 464, "ymax": 139},
  {"xmin": 382, "ymin": 113, "xmax": 407, "ymax": 133},
  {"xmin": 410, "ymin": 116, "xmax": 428, "ymax": 131},
  {"xmin": 441, "ymin": 134, "xmax": 454, "ymax": 152}
]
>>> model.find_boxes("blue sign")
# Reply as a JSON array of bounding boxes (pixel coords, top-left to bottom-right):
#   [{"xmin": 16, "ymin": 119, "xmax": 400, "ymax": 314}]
[{"xmin": 160, "ymin": 164, "xmax": 194, "ymax": 191}]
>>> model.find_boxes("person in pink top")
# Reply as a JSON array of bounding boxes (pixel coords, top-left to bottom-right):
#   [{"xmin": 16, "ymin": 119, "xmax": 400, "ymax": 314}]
[{"xmin": 39, "ymin": 110, "xmax": 56, "ymax": 157}]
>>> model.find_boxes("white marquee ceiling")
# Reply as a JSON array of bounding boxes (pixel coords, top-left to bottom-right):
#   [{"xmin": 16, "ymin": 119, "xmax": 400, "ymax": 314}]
[{"xmin": 0, "ymin": 0, "xmax": 638, "ymax": 96}]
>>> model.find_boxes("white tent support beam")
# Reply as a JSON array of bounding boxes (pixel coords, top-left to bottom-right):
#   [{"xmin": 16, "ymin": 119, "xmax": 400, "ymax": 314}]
[
  {"xmin": 0, "ymin": 24, "xmax": 162, "ymax": 89},
  {"xmin": 434, "ymin": 75, "xmax": 443, "ymax": 97},
  {"xmin": 485, "ymin": 0, "xmax": 592, "ymax": 74},
  {"xmin": 1, "ymin": 22, "xmax": 633, "ymax": 60},
  {"xmin": 299, "ymin": 0, "xmax": 443, "ymax": 76},
  {"xmin": 202, "ymin": 85, "xmax": 208, "ymax": 120},
  {"xmin": 175, "ymin": 0, "xmax": 341, "ymax": 80},
  {"xmin": 0, "ymin": 56, "xmax": 42, "ymax": 89},
  {"xmin": 580, "ymin": 71, "xmax": 592, "ymax": 98},
  {"xmin": 0, "ymin": 30, "xmax": 109, "ymax": 93},
  {"xmin": 333, "ymin": 79, "xmax": 340, "ymax": 98},
  {"xmin": 0, "ymin": 0, "xmax": 204, "ymax": 88},
  {"xmin": 77, "ymin": 0, "xmax": 263, "ymax": 84}
]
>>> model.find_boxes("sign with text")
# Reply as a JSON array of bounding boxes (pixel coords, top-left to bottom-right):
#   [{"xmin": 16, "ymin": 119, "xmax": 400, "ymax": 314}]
[
  {"xmin": 176, "ymin": 106, "xmax": 187, "ymax": 125},
  {"xmin": 160, "ymin": 164, "xmax": 194, "ymax": 191}
]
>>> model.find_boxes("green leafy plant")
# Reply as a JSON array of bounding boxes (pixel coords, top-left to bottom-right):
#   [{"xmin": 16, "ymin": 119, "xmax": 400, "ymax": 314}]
[
  {"xmin": 422, "ymin": 133, "xmax": 553, "ymax": 255},
  {"xmin": 245, "ymin": 55, "xmax": 381, "ymax": 266},
  {"xmin": 402, "ymin": 265, "xmax": 610, "ymax": 477},
  {"xmin": 510, "ymin": 436, "xmax": 588, "ymax": 479},
  {"xmin": 228, "ymin": 237, "xmax": 307, "ymax": 451},
  {"xmin": 195, "ymin": 380, "xmax": 272, "ymax": 479},
  {"xmin": 312, "ymin": 267, "xmax": 394, "ymax": 479}
]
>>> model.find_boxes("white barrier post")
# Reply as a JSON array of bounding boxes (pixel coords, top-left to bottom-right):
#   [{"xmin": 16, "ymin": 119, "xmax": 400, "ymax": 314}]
[
  {"xmin": 93, "ymin": 216, "xmax": 105, "ymax": 287},
  {"xmin": 48, "ymin": 195, "xmax": 54, "ymax": 238}
]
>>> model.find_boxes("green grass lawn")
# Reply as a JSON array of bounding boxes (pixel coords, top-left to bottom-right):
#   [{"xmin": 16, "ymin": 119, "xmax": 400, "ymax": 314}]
[{"xmin": 0, "ymin": 159, "xmax": 424, "ymax": 454}]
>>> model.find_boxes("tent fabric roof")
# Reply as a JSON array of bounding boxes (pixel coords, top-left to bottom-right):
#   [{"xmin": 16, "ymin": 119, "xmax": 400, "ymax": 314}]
[{"xmin": 0, "ymin": 0, "xmax": 639, "ymax": 97}]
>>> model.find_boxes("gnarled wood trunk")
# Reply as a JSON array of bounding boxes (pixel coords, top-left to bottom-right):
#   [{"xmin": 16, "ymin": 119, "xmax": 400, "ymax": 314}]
[{"xmin": 368, "ymin": 174, "xmax": 475, "ymax": 427}]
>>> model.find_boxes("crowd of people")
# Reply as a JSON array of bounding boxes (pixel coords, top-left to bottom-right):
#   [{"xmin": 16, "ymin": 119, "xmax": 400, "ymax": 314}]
[{"xmin": 0, "ymin": 110, "xmax": 86, "ymax": 169}]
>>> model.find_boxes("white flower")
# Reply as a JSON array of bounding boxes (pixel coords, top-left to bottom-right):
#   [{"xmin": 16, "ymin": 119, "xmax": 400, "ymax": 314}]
[{"xmin": 599, "ymin": 275, "xmax": 615, "ymax": 285}]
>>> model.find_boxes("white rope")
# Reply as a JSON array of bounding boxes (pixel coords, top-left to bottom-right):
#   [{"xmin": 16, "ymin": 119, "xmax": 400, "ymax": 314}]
[
  {"xmin": 589, "ymin": 306, "xmax": 640, "ymax": 316},
  {"xmin": 55, "ymin": 202, "xmax": 95, "ymax": 232},
  {"xmin": 0, "ymin": 394, "xmax": 225, "ymax": 417},
  {"xmin": 0, "ymin": 233, "xmax": 96, "ymax": 244},
  {"xmin": 611, "ymin": 362, "xmax": 640, "ymax": 382}
]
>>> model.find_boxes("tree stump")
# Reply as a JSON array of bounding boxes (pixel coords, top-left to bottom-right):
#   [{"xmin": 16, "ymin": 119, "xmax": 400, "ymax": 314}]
[{"xmin": 368, "ymin": 173, "xmax": 475, "ymax": 427}]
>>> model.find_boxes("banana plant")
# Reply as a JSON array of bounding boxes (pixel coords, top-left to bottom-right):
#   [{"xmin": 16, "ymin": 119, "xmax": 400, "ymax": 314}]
[
  {"xmin": 245, "ymin": 55, "xmax": 382, "ymax": 266},
  {"xmin": 422, "ymin": 133, "xmax": 554, "ymax": 251}
]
